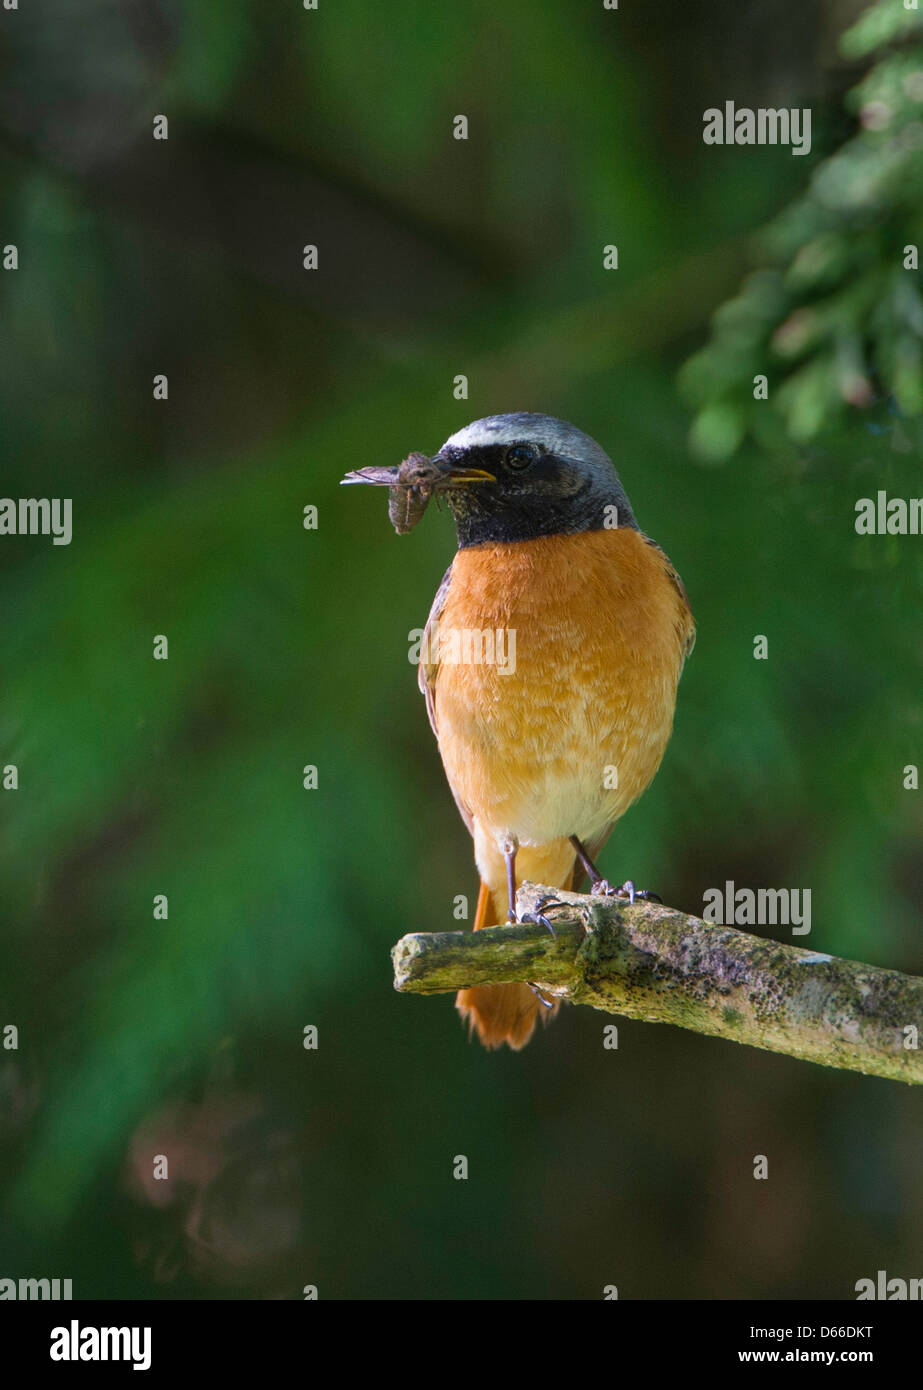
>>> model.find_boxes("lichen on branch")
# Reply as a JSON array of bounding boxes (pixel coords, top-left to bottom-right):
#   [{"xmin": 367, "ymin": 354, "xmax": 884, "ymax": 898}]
[{"xmin": 392, "ymin": 881, "xmax": 923, "ymax": 1083}]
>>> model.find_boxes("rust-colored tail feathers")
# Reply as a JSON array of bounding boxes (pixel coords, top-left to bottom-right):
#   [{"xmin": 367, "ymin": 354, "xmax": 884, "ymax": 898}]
[{"xmin": 456, "ymin": 876, "xmax": 570, "ymax": 1051}]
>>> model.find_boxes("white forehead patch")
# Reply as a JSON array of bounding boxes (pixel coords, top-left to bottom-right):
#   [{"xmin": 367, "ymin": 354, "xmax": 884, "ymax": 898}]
[
  {"xmin": 440, "ymin": 413, "xmax": 572, "ymax": 455},
  {"xmin": 442, "ymin": 418, "xmax": 527, "ymax": 451}
]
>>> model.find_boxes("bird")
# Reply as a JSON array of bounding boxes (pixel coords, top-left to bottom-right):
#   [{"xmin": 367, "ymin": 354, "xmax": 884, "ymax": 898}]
[
  {"xmin": 414, "ymin": 412, "xmax": 695, "ymax": 1050},
  {"xmin": 346, "ymin": 411, "xmax": 692, "ymax": 1050}
]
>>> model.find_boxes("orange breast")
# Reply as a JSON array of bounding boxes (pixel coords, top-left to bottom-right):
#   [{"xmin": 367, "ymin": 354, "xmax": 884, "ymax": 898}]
[{"xmin": 431, "ymin": 527, "xmax": 692, "ymax": 855}]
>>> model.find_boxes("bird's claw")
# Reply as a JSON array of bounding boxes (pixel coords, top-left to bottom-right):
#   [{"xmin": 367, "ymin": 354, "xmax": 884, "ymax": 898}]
[
  {"xmin": 527, "ymin": 982, "xmax": 555, "ymax": 1009},
  {"xmin": 590, "ymin": 879, "xmax": 662, "ymax": 906},
  {"xmin": 519, "ymin": 894, "xmax": 568, "ymax": 938},
  {"xmin": 521, "ymin": 895, "xmax": 566, "ymax": 1003}
]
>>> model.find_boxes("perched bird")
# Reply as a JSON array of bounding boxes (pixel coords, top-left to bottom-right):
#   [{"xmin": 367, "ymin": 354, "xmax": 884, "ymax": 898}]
[{"xmin": 413, "ymin": 413, "xmax": 695, "ymax": 1050}]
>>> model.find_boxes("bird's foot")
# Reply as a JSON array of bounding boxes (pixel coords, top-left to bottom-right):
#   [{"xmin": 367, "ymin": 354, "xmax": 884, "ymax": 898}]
[
  {"xmin": 520, "ymin": 895, "xmax": 566, "ymax": 1005},
  {"xmin": 527, "ymin": 982, "xmax": 556, "ymax": 1009},
  {"xmin": 590, "ymin": 879, "xmax": 662, "ymax": 906},
  {"xmin": 517, "ymin": 893, "xmax": 569, "ymax": 938}
]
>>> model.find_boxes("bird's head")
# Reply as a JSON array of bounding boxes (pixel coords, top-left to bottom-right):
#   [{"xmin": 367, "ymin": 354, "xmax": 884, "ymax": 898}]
[{"xmin": 431, "ymin": 413, "xmax": 638, "ymax": 547}]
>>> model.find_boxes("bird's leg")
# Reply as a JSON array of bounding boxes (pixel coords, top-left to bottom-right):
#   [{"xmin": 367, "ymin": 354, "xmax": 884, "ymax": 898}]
[
  {"xmin": 569, "ymin": 834, "xmax": 603, "ymax": 884},
  {"xmin": 501, "ymin": 841, "xmax": 563, "ymax": 937},
  {"xmin": 499, "ymin": 842, "xmax": 555, "ymax": 1003},
  {"xmin": 504, "ymin": 841, "xmax": 518, "ymax": 924},
  {"xmin": 498, "ymin": 843, "xmax": 564, "ymax": 1004},
  {"xmin": 568, "ymin": 835, "xmax": 662, "ymax": 905}
]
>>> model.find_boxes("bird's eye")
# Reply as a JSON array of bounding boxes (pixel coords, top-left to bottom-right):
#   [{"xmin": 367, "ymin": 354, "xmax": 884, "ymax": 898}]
[{"xmin": 505, "ymin": 443, "xmax": 539, "ymax": 471}]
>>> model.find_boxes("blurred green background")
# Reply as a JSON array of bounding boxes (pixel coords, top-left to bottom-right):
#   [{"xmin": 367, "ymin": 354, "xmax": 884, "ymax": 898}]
[{"xmin": 1, "ymin": 0, "xmax": 922, "ymax": 1299}]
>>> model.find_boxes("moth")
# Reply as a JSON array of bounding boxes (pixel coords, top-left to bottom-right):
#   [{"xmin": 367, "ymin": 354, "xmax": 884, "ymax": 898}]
[{"xmin": 341, "ymin": 451, "xmax": 438, "ymax": 534}]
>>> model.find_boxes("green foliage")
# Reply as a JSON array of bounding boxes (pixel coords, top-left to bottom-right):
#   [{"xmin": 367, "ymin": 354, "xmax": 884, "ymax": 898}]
[{"xmin": 681, "ymin": 1, "xmax": 923, "ymax": 459}]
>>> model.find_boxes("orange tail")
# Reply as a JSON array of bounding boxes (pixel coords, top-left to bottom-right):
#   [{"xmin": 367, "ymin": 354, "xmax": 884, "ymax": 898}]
[{"xmin": 456, "ymin": 879, "xmax": 566, "ymax": 1051}]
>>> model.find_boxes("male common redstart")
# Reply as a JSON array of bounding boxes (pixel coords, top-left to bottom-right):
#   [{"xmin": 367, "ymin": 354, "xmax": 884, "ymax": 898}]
[{"xmin": 352, "ymin": 412, "xmax": 694, "ymax": 1050}]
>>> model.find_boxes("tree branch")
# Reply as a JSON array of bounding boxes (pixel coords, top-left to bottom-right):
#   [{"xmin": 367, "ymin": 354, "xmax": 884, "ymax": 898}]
[{"xmin": 391, "ymin": 882, "xmax": 923, "ymax": 1083}]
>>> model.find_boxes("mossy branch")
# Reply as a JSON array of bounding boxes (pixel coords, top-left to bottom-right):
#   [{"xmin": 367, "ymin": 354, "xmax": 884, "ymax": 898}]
[{"xmin": 391, "ymin": 882, "xmax": 923, "ymax": 1083}]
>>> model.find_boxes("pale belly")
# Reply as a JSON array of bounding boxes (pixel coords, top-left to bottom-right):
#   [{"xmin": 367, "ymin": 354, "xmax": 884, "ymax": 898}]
[{"xmin": 435, "ymin": 630, "xmax": 676, "ymax": 848}]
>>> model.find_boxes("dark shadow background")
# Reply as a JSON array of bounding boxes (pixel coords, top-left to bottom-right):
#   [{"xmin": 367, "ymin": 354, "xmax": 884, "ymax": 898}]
[{"xmin": 1, "ymin": 0, "xmax": 921, "ymax": 1298}]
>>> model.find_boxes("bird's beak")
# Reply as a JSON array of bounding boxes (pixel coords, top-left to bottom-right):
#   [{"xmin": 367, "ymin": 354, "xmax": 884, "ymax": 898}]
[{"xmin": 430, "ymin": 454, "xmax": 496, "ymax": 487}]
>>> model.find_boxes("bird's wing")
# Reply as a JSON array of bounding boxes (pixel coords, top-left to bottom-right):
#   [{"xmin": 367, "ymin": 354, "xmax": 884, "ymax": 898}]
[
  {"xmin": 643, "ymin": 534, "xmax": 696, "ymax": 664},
  {"xmin": 417, "ymin": 561, "xmax": 476, "ymax": 836}
]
